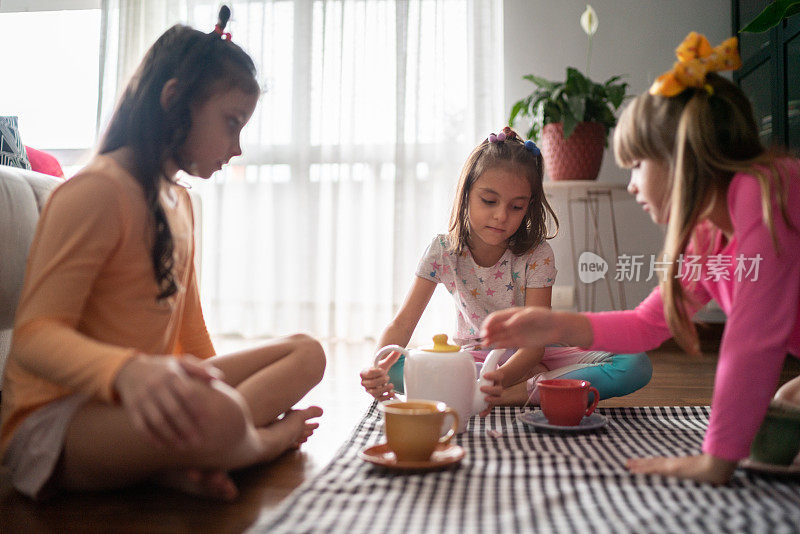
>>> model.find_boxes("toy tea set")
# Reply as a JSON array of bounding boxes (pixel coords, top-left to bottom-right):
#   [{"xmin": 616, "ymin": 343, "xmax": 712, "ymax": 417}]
[
  {"xmin": 740, "ymin": 401, "xmax": 800, "ymax": 476},
  {"xmin": 360, "ymin": 335, "xmax": 800, "ymax": 476},
  {"xmin": 359, "ymin": 334, "xmax": 607, "ymax": 470}
]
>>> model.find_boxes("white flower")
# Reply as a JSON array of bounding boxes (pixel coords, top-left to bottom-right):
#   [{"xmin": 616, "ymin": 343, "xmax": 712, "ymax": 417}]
[{"xmin": 581, "ymin": 5, "xmax": 598, "ymax": 36}]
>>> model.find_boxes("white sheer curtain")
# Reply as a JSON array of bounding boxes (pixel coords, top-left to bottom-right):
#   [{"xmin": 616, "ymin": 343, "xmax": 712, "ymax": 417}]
[{"xmin": 99, "ymin": 0, "xmax": 504, "ymax": 342}]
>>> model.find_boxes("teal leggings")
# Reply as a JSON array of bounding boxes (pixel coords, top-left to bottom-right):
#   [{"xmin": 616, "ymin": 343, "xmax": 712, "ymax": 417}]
[{"xmin": 548, "ymin": 352, "xmax": 653, "ymax": 404}]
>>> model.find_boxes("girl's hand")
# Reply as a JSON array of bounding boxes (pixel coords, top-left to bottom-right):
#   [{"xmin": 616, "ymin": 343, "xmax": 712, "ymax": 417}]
[
  {"xmin": 626, "ymin": 453, "xmax": 738, "ymax": 485},
  {"xmin": 482, "ymin": 308, "xmax": 593, "ymax": 349},
  {"xmin": 478, "ymin": 369, "xmax": 505, "ymax": 417},
  {"xmin": 359, "ymin": 350, "xmax": 401, "ymax": 400},
  {"xmin": 115, "ymin": 354, "xmax": 220, "ymax": 449},
  {"xmin": 481, "ymin": 307, "xmax": 560, "ymax": 348},
  {"xmin": 176, "ymin": 355, "xmax": 225, "ymax": 384}
]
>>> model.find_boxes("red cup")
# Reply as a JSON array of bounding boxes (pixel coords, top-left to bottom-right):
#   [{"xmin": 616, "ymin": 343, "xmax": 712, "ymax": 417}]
[{"xmin": 538, "ymin": 379, "xmax": 599, "ymax": 426}]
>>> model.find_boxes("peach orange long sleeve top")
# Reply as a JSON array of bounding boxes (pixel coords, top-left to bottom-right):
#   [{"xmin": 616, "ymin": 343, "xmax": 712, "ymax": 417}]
[
  {"xmin": 0, "ymin": 155, "xmax": 214, "ymax": 457},
  {"xmin": 586, "ymin": 160, "xmax": 800, "ymax": 462}
]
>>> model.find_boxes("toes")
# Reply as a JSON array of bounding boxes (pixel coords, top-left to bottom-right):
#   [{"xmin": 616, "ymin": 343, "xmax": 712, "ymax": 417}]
[{"xmin": 302, "ymin": 406, "xmax": 323, "ymax": 418}]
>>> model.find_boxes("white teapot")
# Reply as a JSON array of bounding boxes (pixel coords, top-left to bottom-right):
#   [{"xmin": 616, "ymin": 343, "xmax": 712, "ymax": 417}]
[{"xmin": 374, "ymin": 334, "xmax": 505, "ymax": 433}]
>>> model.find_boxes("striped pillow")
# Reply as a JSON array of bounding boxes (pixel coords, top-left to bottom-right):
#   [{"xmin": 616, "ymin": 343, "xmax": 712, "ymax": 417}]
[{"xmin": 0, "ymin": 116, "xmax": 32, "ymax": 170}]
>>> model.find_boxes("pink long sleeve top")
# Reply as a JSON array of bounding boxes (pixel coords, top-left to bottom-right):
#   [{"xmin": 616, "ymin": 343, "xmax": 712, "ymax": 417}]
[{"xmin": 586, "ymin": 160, "xmax": 800, "ymax": 462}]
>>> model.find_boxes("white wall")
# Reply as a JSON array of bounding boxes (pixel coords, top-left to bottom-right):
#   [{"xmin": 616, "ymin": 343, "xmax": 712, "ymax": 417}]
[{"xmin": 503, "ymin": 0, "xmax": 731, "ymax": 312}]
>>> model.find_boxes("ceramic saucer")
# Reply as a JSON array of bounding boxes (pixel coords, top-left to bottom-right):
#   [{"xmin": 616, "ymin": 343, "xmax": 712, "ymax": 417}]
[
  {"xmin": 740, "ymin": 457, "xmax": 800, "ymax": 478},
  {"xmin": 517, "ymin": 410, "xmax": 608, "ymax": 432},
  {"xmin": 358, "ymin": 442, "xmax": 465, "ymax": 470}
]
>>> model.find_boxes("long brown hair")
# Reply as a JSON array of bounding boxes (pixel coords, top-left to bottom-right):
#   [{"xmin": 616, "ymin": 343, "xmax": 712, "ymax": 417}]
[
  {"xmin": 614, "ymin": 73, "xmax": 794, "ymax": 354},
  {"xmin": 99, "ymin": 6, "xmax": 260, "ymax": 299},
  {"xmin": 448, "ymin": 130, "xmax": 558, "ymax": 255}
]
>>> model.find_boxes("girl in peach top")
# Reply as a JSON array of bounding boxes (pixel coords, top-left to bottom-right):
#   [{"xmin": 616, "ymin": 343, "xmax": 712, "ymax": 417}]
[{"xmin": 1, "ymin": 6, "xmax": 325, "ymax": 501}]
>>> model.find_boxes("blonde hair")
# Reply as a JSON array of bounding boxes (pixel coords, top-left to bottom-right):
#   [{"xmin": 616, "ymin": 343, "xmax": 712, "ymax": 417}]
[
  {"xmin": 614, "ymin": 73, "xmax": 794, "ymax": 354},
  {"xmin": 448, "ymin": 130, "xmax": 558, "ymax": 255}
]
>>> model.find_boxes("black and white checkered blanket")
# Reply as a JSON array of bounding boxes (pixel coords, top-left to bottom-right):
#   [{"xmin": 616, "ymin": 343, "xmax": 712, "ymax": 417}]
[{"xmin": 253, "ymin": 405, "xmax": 800, "ymax": 534}]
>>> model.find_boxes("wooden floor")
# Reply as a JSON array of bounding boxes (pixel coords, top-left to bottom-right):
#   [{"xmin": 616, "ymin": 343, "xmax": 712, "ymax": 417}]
[{"xmin": 2, "ymin": 334, "xmax": 799, "ymax": 533}]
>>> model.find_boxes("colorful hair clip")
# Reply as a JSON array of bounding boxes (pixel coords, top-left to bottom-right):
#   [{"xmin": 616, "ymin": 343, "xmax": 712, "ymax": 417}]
[
  {"xmin": 489, "ymin": 128, "xmax": 520, "ymax": 144},
  {"xmin": 649, "ymin": 32, "xmax": 740, "ymax": 97},
  {"xmin": 214, "ymin": 25, "xmax": 232, "ymax": 40},
  {"xmin": 501, "ymin": 126, "xmax": 517, "ymax": 140},
  {"xmin": 524, "ymin": 140, "xmax": 541, "ymax": 156},
  {"xmin": 214, "ymin": 5, "xmax": 233, "ymax": 40}
]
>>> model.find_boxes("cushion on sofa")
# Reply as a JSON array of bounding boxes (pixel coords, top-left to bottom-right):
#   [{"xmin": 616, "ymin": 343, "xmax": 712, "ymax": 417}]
[
  {"xmin": 25, "ymin": 146, "xmax": 64, "ymax": 178},
  {"xmin": 0, "ymin": 116, "xmax": 32, "ymax": 170}
]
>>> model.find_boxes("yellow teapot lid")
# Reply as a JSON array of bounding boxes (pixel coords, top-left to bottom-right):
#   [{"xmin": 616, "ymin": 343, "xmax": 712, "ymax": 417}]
[{"xmin": 421, "ymin": 334, "xmax": 461, "ymax": 353}]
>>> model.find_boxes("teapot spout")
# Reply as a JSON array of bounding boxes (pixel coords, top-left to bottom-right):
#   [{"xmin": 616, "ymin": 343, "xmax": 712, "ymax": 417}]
[{"xmin": 473, "ymin": 349, "xmax": 506, "ymax": 413}]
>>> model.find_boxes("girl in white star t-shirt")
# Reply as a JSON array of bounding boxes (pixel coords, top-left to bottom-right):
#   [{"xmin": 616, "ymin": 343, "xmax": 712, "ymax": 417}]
[{"xmin": 360, "ymin": 128, "xmax": 652, "ymax": 412}]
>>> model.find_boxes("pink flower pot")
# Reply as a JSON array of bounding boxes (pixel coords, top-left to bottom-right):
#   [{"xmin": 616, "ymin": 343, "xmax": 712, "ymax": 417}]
[{"xmin": 541, "ymin": 122, "xmax": 606, "ymax": 181}]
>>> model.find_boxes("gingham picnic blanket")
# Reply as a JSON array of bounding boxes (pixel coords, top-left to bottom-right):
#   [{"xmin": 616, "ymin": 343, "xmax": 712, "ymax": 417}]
[{"xmin": 252, "ymin": 405, "xmax": 800, "ymax": 534}]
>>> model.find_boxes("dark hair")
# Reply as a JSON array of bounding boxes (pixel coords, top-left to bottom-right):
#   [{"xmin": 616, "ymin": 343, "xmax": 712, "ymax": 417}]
[
  {"xmin": 98, "ymin": 6, "xmax": 260, "ymax": 299},
  {"xmin": 448, "ymin": 128, "xmax": 558, "ymax": 255}
]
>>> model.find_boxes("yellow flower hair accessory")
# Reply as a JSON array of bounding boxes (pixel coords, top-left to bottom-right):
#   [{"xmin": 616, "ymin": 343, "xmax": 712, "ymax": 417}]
[{"xmin": 649, "ymin": 32, "xmax": 742, "ymax": 97}]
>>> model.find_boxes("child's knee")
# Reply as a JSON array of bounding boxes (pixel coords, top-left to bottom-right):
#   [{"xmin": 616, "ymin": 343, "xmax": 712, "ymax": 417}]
[
  {"xmin": 774, "ymin": 376, "xmax": 800, "ymax": 407},
  {"xmin": 615, "ymin": 352, "xmax": 652, "ymax": 395},
  {"xmin": 195, "ymin": 382, "xmax": 250, "ymax": 451},
  {"xmin": 619, "ymin": 352, "xmax": 653, "ymax": 390},
  {"xmin": 578, "ymin": 352, "xmax": 652, "ymax": 399},
  {"xmin": 288, "ymin": 333, "xmax": 326, "ymax": 383}
]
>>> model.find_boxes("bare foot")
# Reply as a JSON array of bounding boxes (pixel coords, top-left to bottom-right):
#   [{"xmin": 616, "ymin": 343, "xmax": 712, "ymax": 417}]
[
  {"xmin": 284, "ymin": 406, "xmax": 323, "ymax": 448},
  {"xmin": 156, "ymin": 468, "xmax": 239, "ymax": 501},
  {"xmin": 254, "ymin": 406, "xmax": 323, "ymax": 458}
]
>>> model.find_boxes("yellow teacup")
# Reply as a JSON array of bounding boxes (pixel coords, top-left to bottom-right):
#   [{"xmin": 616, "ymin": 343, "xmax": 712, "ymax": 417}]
[{"xmin": 379, "ymin": 399, "xmax": 459, "ymax": 462}]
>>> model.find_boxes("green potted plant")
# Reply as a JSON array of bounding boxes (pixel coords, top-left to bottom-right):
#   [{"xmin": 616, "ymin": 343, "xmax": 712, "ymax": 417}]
[
  {"xmin": 740, "ymin": 0, "xmax": 800, "ymax": 33},
  {"xmin": 508, "ymin": 5, "xmax": 628, "ymax": 181}
]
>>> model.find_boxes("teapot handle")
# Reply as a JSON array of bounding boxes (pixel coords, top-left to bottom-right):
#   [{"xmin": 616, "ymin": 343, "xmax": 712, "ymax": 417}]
[
  {"xmin": 373, "ymin": 345, "xmax": 408, "ymax": 367},
  {"xmin": 474, "ymin": 348, "xmax": 506, "ymax": 413},
  {"xmin": 478, "ymin": 349, "xmax": 505, "ymax": 382},
  {"xmin": 373, "ymin": 345, "xmax": 409, "ymax": 398}
]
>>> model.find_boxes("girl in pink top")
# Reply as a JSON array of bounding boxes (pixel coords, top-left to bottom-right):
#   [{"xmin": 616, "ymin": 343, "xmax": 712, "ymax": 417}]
[
  {"xmin": 481, "ymin": 32, "xmax": 800, "ymax": 484},
  {"xmin": 1, "ymin": 6, "xmax": 325, "ymax": 501}
]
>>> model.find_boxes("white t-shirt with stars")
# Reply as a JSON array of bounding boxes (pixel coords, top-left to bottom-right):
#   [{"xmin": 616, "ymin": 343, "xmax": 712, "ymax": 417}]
[{"xmin": 415, "ymin": 234, "xmax": 557, "ymax": 346}]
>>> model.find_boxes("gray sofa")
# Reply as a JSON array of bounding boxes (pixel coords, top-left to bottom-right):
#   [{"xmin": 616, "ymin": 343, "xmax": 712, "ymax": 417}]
[{"xmin": 0, "ymin": 165, "xmax": 61, "ymax": 386}]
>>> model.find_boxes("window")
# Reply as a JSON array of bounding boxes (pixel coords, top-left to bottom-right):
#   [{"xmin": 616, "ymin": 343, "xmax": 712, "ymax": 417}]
[{"xmin": 0, "ymin": 1, "xmax": 101, "ymax": 170}]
